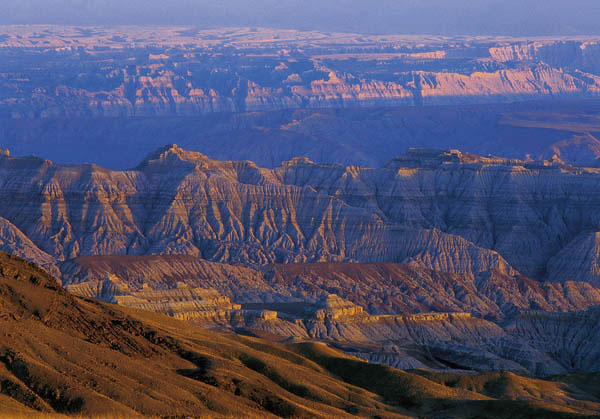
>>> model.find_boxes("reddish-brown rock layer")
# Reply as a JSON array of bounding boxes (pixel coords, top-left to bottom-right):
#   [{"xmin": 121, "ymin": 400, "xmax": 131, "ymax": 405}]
[{"xmin": 61, "ymin": 255, "xmax": 600, "ymax": 320}]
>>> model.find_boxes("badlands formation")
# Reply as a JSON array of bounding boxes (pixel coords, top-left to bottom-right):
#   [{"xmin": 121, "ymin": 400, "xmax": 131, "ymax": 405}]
[
  {"xmin": 2, "ymin": 145, "xmax": 600, "ymax": 285},
  {"xmin": 0, "ymin": 146, "xmax": 598, "ymax": 376},
  {"xmin": 3, "ymin": 252, "xmax": 598, "ymax": 417},
  {"xmin": 2, "ymin": 26, "xmax": 600, "ymax": 417},
  {"xmin": 1, "ymin": 27, "xmax": 600, "ymax": 117}
]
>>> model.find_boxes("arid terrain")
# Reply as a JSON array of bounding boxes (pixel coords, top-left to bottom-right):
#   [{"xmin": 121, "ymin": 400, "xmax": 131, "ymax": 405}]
[
  {"xmin": 2, "ymin": 26, "xmax": 600, "ymax": 168},
  {"xmin": 2, "ymin": 252, "xmax": 600, "ymax": 417},
  {"xmin": 2, "ymin": 25, "xmax": 600, "ymax": 417},
  {"xmin": 2, "ymin": 26, "xmax": 600, "ymax": 118},
  {"xmin": 0, "ymin": 145, "xmax": 598, "ymax": 385},
  {"xmin": 4, "ymin": 145, "xmax": 600, "ymax": 286}
]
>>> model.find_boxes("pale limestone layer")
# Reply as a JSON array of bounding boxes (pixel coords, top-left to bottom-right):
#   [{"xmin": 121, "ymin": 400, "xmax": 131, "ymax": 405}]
[
  {"xmin": 66, "ymin": 276, "xmax": 242, "ymax": 321},
  {"xmin": 190, "ymin": 295, "xmax": 591, "ymax": 376},
  {"xmin": 61, "ymin": 256, "xmax": 600, "ymax": 320}
]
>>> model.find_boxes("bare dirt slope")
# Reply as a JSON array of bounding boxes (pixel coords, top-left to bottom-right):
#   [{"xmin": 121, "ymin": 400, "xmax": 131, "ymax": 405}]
[{"xmin": 1, "ymin": 251, "xmax": 599, "ymax": 417}]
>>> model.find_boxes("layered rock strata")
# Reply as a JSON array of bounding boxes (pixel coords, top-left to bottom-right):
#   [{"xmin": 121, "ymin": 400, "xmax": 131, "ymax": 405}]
[
  {"xmin": 198, "ymin": 295, "xmax": 599, "ymax": 376},
  {"xmin": 3, "ymin": 29, "xmax": 600, "ymax": 117},
  {"xmin": 3, "ymin": 145, "xmax": 600, "ymax": 286},
  {"xmin": 58, "ymin": 256, "xmax": 600, "ymax": 376},
  {"xmin": 60, "ymin": 256, "xmax": 600, "ymax": 319},
  {"xmin": 66, "ymin": 276, "xmax": 242, "ymax": 321}
]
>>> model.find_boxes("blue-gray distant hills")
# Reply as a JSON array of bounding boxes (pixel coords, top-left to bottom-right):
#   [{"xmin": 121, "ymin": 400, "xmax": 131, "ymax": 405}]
[{"xmin": 2, "ymin": 28, "xmax": 600, "ymax": 168}]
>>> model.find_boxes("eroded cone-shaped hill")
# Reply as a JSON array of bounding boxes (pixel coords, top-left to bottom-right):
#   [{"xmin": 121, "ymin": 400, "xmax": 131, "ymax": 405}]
[{"xmin": 2, "ymin": 252, "xmax": 600, "ymax": 417}]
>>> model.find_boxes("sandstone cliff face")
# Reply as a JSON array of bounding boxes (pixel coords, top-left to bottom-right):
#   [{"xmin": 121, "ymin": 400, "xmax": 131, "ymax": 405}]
[
  {"xmin": 4, "ymin": 146, "xmax": 600, "ymax": 287},
  {"xmin": 417, "ymin": 64, "xmax": 600, "ymax": 105},
  {"xmin": 66, "ymin": 277, "xmax": 242, "ymax": 321}
]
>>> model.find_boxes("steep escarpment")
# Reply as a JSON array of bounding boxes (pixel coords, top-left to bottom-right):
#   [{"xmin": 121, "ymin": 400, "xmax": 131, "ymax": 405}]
[{"xmin": 5, "ymin": 146, "xmax": 600, "ymax": 287}]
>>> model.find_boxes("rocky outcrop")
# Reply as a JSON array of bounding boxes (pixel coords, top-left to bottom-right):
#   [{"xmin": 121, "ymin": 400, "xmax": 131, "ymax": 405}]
[
  {"xmin": 542, "ymin": 133, "xmax": 600, "ymax": 168},
  {"xmin": 306, "ymin": 294, "xmax": 368, "ymax": 320},
  {"xmin": 66, "ymin": 277, "xmax": 242, "ymax": 321},
  {"xmin": 60, "ymin": 255, "xmax": 276, "ymax": 303},
  {"xmin": 4, "ymin": 145, "xmax": 600, "ymax": 287}
]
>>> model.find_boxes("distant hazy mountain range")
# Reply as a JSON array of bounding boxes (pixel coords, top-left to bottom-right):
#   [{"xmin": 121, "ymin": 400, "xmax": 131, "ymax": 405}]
[
  {"xmin": 2, "ymin": 28, "xmax": 600, "ymax": 118},
  {"xmin": 1, "ymin": 27, "xmax": 600, "ymax": 168}
]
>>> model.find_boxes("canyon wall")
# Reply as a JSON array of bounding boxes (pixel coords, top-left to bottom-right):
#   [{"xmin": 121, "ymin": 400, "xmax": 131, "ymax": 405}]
[{"xmin": 2, "ymin": 145, "xmax": 600, "ymax": 288}]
